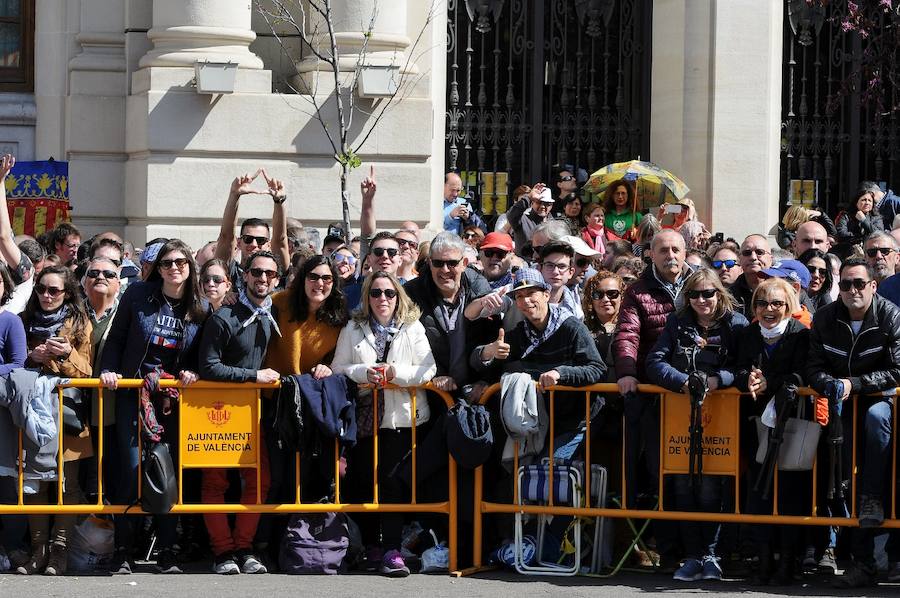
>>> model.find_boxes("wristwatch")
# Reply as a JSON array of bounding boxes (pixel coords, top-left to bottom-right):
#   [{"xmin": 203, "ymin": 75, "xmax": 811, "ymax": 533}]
[{"xmin": 273, "ymin": 194, "xmax": 287, "ymax": 205}]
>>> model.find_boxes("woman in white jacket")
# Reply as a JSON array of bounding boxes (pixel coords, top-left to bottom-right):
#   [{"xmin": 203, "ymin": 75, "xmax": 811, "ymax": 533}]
[{"xmin": 331, "ymin": 271, "xmax": 436, "ymax": 577}]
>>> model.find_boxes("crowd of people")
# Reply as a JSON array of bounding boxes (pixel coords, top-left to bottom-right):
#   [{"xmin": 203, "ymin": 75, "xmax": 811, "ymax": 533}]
[{"xmin": 0, "ymin": 154, "xmax": 898, "ymax": 587}]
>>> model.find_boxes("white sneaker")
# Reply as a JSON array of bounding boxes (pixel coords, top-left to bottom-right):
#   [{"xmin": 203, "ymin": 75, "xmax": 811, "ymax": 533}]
[{"xmin": 213, "ymin": 553, "xmax": 240, "ymax": 575}]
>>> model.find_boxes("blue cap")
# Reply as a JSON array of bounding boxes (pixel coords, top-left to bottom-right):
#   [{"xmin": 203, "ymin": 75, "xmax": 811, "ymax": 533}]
[
  {"xmin": 760, "ymin": 259, "xmax": 810, "ymax": 289},
  {"xmin": 509, "ymin": 267, "xmax": 549, "ymax": 295},
  {"xmin": 140, "ymin": 241, "xmax": 164, "ymax": 265}
]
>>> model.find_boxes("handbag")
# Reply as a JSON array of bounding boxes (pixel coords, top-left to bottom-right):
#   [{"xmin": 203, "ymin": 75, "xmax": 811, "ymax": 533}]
[
  {"xmin": 754, "ymin": 397, "xmax": 822, "ymax": 471},
  {"xmin": 354, "ymin": 388, "xmax": 384, "ymax": 439}
]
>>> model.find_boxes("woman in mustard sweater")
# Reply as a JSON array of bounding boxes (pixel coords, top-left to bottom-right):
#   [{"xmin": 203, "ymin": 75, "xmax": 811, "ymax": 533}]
[{"xmin": 259, "ymin": 255, "xmax": 347, "ymax": 550}]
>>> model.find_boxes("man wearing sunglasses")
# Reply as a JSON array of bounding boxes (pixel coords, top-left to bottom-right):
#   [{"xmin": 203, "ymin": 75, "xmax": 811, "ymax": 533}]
[
  {"xmin": 477, "ymin": 232, "xmax": 516, "ymax": 290},
  {"xmin": 731, "ymin": 234, "xmax": 774, "ymax": 318},
  {"xmin": 508, "ymin": 183, "xmax": 555, "ymax": 258},
  {"xmin": 216, "ymin": 170, "xmax": 289, "ymax": 296},
  {"xmin": 806, "ymin": 257, "xmax": 900, "ymax": 589},
  {"xmin": 343, "ymin": 231, "xmax": 404, "ymax": 312},
  {"xmin": 711, "ymin": 246, "xmax": 742, "ymax": 287},
  {"xmin": 862, "ymin": 231, "xmax": 898, "ymax": 285},
  {"xmin": 404, "ymin": 232, "xmax": 492, "ymax": 394},
  {"xmin": 198, "ymin": 250, "xmax": 281, "ymax": 575}
]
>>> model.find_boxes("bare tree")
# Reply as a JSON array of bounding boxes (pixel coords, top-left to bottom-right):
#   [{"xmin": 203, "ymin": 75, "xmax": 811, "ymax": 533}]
[{"xmin": 256, "ymin": 0, "xmax": 436, "ymax": 242}]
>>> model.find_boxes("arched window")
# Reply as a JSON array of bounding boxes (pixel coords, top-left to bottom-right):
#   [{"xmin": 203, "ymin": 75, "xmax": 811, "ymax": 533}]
[{"xmin": 0, "ymin": 0, "xmax": 33, "ymax": 91}]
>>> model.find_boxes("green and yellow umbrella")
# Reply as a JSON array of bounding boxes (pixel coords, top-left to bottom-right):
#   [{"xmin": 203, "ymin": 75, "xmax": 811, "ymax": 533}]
[{"xmin": 584, "ymin": 159, "xmax": 690, "ymax": 211}]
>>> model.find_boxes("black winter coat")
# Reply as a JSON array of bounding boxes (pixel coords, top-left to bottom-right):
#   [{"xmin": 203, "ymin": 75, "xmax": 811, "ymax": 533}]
[
  {"xmin": 734, "ymin": 318, "xmax": 810, "ymax": 415},
  {"xmin": 806, "ymin": 294, "xmax": 900, "ymax": 395}
]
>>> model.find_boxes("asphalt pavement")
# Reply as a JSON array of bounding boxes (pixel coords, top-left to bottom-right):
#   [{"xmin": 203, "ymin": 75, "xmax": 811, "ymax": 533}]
[{"xmin": 1, "ymin": 569, "xmax": 898, "ymax": 598}]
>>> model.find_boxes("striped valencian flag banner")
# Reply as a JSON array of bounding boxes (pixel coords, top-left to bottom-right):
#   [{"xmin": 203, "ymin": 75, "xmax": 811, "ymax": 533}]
[{"xmin": 5, "ymin": 159, "xmax": 70, "ymax": 236}]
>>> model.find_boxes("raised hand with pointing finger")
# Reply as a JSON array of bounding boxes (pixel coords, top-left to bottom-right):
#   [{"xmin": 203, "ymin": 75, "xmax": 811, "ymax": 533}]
[{"xmin": 480, "ymin": 328, "xmax": 510, "ymax": 361}]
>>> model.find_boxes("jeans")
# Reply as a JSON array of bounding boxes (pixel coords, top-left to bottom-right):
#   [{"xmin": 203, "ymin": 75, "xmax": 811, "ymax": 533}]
[
  {"xmin": 671, "ymin": 474, "xmax": 724, "ymax": 559},
  {"xmin": 0, "ymin": 476, "xmax": 27, "ymax": 552}
]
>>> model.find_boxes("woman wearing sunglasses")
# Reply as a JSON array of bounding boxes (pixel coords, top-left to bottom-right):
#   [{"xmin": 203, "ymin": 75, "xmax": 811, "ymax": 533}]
[
  {"xmin": 331, "ymin": 271, "xmax": 435, "ymax": 577},
  {"xmin": 17, "ymin": 265, "xmax": 93, "ymax": 575},
  {"xmin": 331, "ymin": 244, "xmax": 359, "ymax": 283},
  {"xmin": 99, "ymin": 239, "xmax": 208, "ymax": 574},
  {"xmin": 582, "ymin": 271, "xmax": 623, "ymax": 380},
  {"xmin": 258, "ymin": 255, "xmax": 347, "ymax": 549},
  {"xmin": 796, "ymin": 249, "xmax": 833, "ymax": 315},
  {"xmin": 646, "ymin": 269, "xmax": 748, "ymax": 582},
  {"xmin": 199, "ymin": 258, "xmax": 232, "ymax": 311},
  {"xmin": 733, "ymin": 277, "xmax": 811, "ymax": 585}
]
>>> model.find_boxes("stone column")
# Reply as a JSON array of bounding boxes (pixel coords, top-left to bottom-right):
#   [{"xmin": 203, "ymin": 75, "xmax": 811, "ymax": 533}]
[
  {"xmin": 651, "ymin": 0, "xmax": 783, "ymax": 240},
  {"xmin": 296, "ymin": 0, "xmax": 417, "ymax": 90},
  {"xmin": 139, "ymin": 0, "xmax": 264, "ymax": 69}
]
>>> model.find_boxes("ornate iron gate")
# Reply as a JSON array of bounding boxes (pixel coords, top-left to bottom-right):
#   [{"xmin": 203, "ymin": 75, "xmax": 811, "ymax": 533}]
[
  {"xmin": 445, "ymin": 0, "xmax": 651, "ymax": 215},
  {"xmin": 781, "ymin": 0, "xmax": 900, "ymax": 217}
]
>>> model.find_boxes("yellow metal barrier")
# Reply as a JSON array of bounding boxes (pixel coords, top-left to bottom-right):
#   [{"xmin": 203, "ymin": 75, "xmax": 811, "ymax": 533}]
[
  {"xmin": 468, "ymin": 382, "xmax": 900, "ymax": 573},
  {"xmin": 0, "ymin": 378, "xmax": 459, "ymax": 572}
]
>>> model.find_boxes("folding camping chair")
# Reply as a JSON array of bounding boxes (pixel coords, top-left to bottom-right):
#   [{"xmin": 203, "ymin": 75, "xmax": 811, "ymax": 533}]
[{"xmin": 514, "ymin": 463, "xmax": 582, "ymax": 575}]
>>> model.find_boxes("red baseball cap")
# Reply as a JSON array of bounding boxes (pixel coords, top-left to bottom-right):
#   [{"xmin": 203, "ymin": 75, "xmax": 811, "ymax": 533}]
[{"xmin": 480, "ymin": 232, "xmax": 514, "ymax": 252}]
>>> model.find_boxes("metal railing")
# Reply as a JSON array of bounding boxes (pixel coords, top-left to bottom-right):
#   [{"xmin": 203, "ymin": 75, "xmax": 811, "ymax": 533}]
[
  {"xmin": 468, "ymin": 382, "xmax": 900, "ymax": 572},
  {"xmin": 0, "ymin": 378, "xmax": 459, "ymax": 571}
]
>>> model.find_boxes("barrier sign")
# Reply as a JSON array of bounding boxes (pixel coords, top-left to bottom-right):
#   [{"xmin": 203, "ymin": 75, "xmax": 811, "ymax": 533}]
[
  {"xmin": 180, "ymin": 387, "xmax": 259, "ymax": 468},
  {"xmin": 661, "ymin": 392, "xmax": 739, "ymax": 476}
]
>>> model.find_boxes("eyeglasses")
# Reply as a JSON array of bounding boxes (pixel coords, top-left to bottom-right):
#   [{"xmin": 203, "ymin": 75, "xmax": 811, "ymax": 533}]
[
  {"xmin": 712, "ymin": 259, "xmax": 737, "ymax": 269},
  {"xmin": 431, "ymin": 258, "xmax": 462, "ymax": 269},
  {"xmin": 35, "ymin": 283, "xmax": 65, "ymax": 297},
  {"xmin": 86, "ymin": 269, "xmax": 119, "ymax": 280},
  {"xmin": 531, "ymin": 244, "xmax": 545, "ymax": 257},
  {"xmin": 575, "ymin": 257, "xmax": 592, "ymax": 268},
  {"xmin": 741, "ymin": 248, "xmax": 768, "ymax": 257},
  {"xmin": 685, "ymin": 289, "xmax": 717, "ymax": 300},
  {"xmin": 396, "ymin": 238, "xmax": 416, "ymax": 249},
  {"xmin": 333, "ymin": 253, "xmax": 358, "ymax": 266},
  {"xmin": 240, "ymin": 235, "xmax": 269, "ymax": 246},
  {"xmin": 753, "ymin": 299, "xmax": 787, "ymax": 310},
  {"xmin": 838, "ymin": 278, "xmax": 871, "ymax": 292},
  {"xmin": 807, "ymin": 266, "xmax": 828, "ymax": 276},
  {"xmin": 371, "ymin": 247, "xmax": 399, "ymax": 258},
  {"xmin": 541, "ymin": 261, "xmax": 571, "ymax": 272},
  {"xmin": 559, "ymin": 175, "xmax": 575, "ymax": 182},
  {"xmin": 249, "ymin": 267, "xmax": 278, "ymax": 279},
  {"xmin": 462, "ymin": 232, "xmax": 480, "ymax": 240},
  {"xmin": 159, "ymin": 257, "xmax": 189, "ymax": 270},
  {"xmin": 482, "ymin": 249, "xmax": 509, "ymax": 259},
  {"xmin": 201, "ymin": 274, "xmax": 226, "ymax": 285},
  {"xmin": 866, "ymin": 247, "xmax": 894, "ymax": 258},
  {"xmin": 621, "ymin": 276, "xmax": 637, "ymax": 284},
  {"xmin": 369, "ymin": 288, "xmax": 398, "ymax": 299},
  {"xmin": 307, "ymin": 272, "xmax": 334, "ymax": 283},
  {"xmin": 591, "ymin": 289, "xmax": 621, "ymax": 300}
]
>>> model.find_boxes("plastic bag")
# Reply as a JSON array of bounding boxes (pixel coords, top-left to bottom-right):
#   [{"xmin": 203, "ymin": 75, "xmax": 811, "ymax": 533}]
[
  {"xmin": 421, "ymin": 530, "xmax": 449, "ymax": 573},
  {"xmin": 68, "ymin": 515, "xmax": 114, "ymax": 572}
]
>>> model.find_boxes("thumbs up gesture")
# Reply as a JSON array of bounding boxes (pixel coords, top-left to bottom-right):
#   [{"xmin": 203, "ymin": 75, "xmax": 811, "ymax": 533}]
[{"xmin": 481, "ymin": 328, "xmax": 510, "ymax": 361}]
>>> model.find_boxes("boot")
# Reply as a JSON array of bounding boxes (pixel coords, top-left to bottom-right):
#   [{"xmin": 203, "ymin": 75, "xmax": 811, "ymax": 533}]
[
  {"xmin": 16, "ymin": 543, "xmax": 48, "ymax": 575},
  {"xmin": 751, "ymin": 545, "xmax": 773, "ymax": 586},
  {"xmin": 44, "ymin": 543, "xmax": 68, "ymax": 576}
]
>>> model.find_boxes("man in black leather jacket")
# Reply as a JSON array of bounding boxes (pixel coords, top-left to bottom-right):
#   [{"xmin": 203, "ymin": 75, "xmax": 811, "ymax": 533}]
[{"xmin": 806, "ymin": 257, "xmax": 900, "ymax": 588}]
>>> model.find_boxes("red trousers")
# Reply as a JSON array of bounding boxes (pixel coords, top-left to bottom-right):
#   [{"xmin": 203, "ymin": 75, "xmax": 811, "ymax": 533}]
[{"xmin": 202, "ymin": 443, "xmax": 270, "ymax": 557}]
